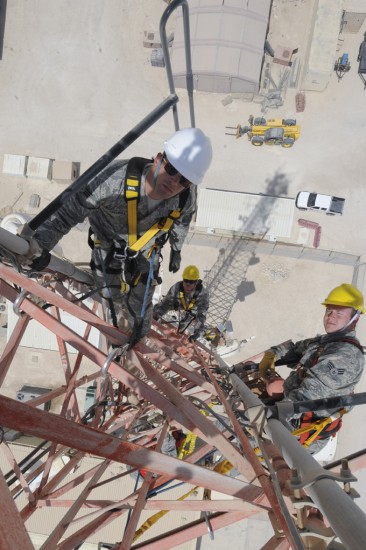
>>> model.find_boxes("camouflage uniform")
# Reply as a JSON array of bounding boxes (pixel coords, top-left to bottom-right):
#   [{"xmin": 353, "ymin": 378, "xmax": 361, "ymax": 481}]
[
  {"xmin": 270, "ymin": 330, "xmax": 364, "ymax": 453},
  {"xmin": 33, "ymin": 159, "xmax": 196, "ymax": 338},
  {"xmin": 154, "ymin": 281, "xmax": 209, "ymax": 335}
]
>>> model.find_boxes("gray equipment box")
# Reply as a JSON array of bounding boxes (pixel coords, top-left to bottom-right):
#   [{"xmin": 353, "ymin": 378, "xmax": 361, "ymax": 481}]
[{"xmin": 16, "ymin": 385, "xmax": 52, "ymax": 411}]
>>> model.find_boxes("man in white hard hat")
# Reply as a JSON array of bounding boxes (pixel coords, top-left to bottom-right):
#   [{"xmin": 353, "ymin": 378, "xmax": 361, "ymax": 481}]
[{"xmin": 23, "ymin": 128, "xmax": 213, "ymax": 345}]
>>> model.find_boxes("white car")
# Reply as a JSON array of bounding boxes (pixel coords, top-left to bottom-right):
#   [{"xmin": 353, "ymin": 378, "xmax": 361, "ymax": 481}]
[{"xmin": 295, "ymin": 191, "xmax": 345, "ymax": 215}]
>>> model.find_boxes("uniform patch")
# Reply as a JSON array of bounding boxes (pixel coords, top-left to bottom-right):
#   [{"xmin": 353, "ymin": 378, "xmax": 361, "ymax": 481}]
[{"xmin": 327, "ymin": 362, "xmax": 338, "ymax": 377}]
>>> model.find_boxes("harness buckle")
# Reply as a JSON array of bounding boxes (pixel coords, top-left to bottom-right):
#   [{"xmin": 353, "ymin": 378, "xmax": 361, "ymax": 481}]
[{"xmin": 126, "ymin": 247, "xmax": 140, "ymax": 259}]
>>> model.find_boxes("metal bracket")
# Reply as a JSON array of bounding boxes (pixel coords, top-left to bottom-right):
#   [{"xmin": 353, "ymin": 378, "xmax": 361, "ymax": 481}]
[
  {"xmin": 102, "ymin": 345, "xmax": 129, "ymax": 378},
  {"xmin": 288, "ymin": 462, "xmax": 357, "ymax": 491},
  {"xmin": 13, "ymin": 289, "xmax": 30, "ymax": 316}
]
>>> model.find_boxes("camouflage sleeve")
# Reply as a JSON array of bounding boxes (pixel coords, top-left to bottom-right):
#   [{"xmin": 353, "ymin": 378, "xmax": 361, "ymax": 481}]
[
  {"xmin": 154, "ymin": 283, "xmax": 180, "ymax": 317},
  {"xmin": 270, "ymin": 337, "xmax": 317, "ymax": 368},
  {"xmin": 284, "ymin": 341, "xmax": 364, "ymax": 404},
  {"xmin": 33, "ymin": 191, "xmax": 95, "ymax": 251},
  {"xmin": 168, "ymin": 187, "xmax": 197, "ymax": 252},
  {"xmin": 33, "ymin": 161, "xmax": 126, "ymax": 251}
]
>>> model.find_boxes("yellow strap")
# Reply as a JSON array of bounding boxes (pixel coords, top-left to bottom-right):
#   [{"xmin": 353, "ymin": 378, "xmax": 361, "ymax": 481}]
[
  {"xmin": 291, "ymin": 409, "xmax": 345, "ymax": 448},
  {"xmin": 179, "ymin": 291, "xmax": 196, "ymax": 311},
  {"xmin": 120, "ymin": 281, "xmax": 129, "ymax": 293},
  {"xmin": 133, "ymin": 485, "xmax": 198, "ymax": 542},
  {"xmin": 178, "ymin": 433, "xmax": 197, "ymax": 459},
  {"xmin": 126, "ymin": 177, "xmax": 139, "ymax": 246},
  {"xmin": 132, "ymin": 458, "xmax": 234, "ymax": 542},
  {"xmin": 128, "ymin": 209, "xmax": 181, "ymax": 253}
]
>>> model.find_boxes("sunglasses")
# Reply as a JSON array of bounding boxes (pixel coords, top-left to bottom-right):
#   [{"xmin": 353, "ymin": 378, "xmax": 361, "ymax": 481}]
[
  {"xmin": 183, "ymin": 279, "xmax": 197, "ymax": 285},
  {"xmin": 162, "ymin": 154, "xmax": 191, "ymax": 189}
]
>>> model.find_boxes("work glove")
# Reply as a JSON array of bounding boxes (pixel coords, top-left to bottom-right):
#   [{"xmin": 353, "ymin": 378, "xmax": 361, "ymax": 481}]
[
  {"xmin": 259, "ymin": 350, "xmax": 276, "ymax": 380},
  {"xmin": 189, "ymin": 329, "xmax": 202, "ymax": 342},
  {"xmin": 169, "ymin": 249, "xmax": 181, "ymax": 273},
  {"xmin": 17, "ymin": 236, "xmax": 51, "ymax": 271},
  {"xmin": 152, "ymin": 308, "xmax": 161, "ymax": 321}
]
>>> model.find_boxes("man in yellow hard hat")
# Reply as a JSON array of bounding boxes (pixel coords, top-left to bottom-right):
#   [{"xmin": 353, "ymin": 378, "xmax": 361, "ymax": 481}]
[
  {"xmin": 258, "ymin": 283, "xmax": 365, "ymax": 454},
  {"xmin": 153, "ymin": 265, "xmax": 209, "ymax": 341}
]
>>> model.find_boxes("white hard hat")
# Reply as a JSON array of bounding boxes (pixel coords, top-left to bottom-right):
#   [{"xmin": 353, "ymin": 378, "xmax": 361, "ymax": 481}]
[{"xmin": 163, "ymin": 128, "xmax": 212, "ymax": 185}]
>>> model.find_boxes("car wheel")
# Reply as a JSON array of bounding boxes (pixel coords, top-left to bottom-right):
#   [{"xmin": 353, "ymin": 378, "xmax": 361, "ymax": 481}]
[{"xmin": 282, "ymin": 137, "xmax": 295, "ymax": 148}]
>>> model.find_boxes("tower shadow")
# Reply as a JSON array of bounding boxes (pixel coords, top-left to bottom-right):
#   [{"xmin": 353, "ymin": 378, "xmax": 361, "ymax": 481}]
[{"xmin": 203, "ymin": 171, "xmax": 290, "ymax": 327}]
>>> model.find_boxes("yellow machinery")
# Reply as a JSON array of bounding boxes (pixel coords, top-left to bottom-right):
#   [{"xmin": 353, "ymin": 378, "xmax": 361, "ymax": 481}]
[{"xmin": 227, "ymin": 115, "xmax": 300, "ymax": 147}]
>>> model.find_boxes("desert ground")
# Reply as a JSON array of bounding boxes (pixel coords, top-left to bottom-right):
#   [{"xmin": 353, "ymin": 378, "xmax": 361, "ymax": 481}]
[{"xmin": 1, "ymin": 1, "xmax": 366, "ymax": 547}]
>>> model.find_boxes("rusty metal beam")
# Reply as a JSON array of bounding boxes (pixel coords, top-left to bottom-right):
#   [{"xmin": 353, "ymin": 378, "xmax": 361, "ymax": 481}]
[
  {"xmin": 0, "ymin": 471, "xmax": 34, "ymax": 550},
  {"xmin": 0, "ymin": 396, "xmax": 265, "ymax": 504}
]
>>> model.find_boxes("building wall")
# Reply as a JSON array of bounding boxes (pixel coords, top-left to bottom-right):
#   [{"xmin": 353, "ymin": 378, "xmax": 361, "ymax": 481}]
[{"xmin": 301, "ymin": 0, "xmax": 345, "ymax": 91}]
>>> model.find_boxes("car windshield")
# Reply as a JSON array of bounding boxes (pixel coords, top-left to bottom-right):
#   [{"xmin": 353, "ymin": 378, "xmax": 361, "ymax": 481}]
[{"xmin": 308, "ymin": 193, "xmax": 317, "ymax": 207}]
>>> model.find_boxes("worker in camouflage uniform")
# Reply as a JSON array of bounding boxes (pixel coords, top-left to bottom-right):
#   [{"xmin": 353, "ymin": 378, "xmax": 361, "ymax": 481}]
[
  {"xmin": 23, "ymin": 128, "xmax": 212, "ymax": 345},
  {"xmin": 153, "ymin": 265, "xmax": 209, "ymax": 341},
  {"xmin": 258, "ymin": 284, "xmax": 364, "ymax": 454}
]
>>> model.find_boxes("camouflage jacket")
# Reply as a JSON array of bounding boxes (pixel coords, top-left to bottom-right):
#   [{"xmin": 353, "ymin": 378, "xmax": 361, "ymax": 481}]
[
  {"xmin": 270, "ymin": 330, "xmax": 364, "ymax": 418},
  {"xmin": 154, "ymin": 281, "xmax": 209, "ymax": 328},
  {"xmin": 33, "ymin": 159, "xmax": 197, "ymax": 256}
]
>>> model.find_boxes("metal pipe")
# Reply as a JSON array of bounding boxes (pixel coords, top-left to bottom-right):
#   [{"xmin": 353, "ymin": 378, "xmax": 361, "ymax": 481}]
[
  {"xmin": 47, "ymin": 255, "xmax": 94, "ymax": 285},
  {"xmin": 230, "ymin": 373, "xmax": 366, "ymax": 550},
  {"xmin": 0, "ymin": 227, "xmax": 93, "ymax": 284},
  {"xmin": 272, "ymin": 392, "xmax": 366, "ymax": 419},
  {"xmin": 0, "ymin": 227, "xmax": 29, "ymax": 255},
  {"xmin": 266, "ymin": 419, "xmax": 366, "ymax": 550},
  {"xmin": 24, "ymin": 95, "xmax": 178, "ymax": 234},
  {"xmin": 160, "ymin": 0, "xmax": 195, "ymax": 129}
]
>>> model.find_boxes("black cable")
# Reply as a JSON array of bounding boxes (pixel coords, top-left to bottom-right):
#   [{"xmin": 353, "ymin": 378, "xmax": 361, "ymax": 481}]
[
  {"xmin": 188, "ymin": 396, "xmax": 237, "ymax": 438},
  {"xmin": 6, "ymin": 441, "xmax": 51, "ymax": 487}
]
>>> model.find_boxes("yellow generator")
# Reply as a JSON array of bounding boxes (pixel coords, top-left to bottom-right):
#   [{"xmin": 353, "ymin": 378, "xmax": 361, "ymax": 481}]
[{"xmin": 233, "ymin": 115, "xmax": 300, "ymax": 147}]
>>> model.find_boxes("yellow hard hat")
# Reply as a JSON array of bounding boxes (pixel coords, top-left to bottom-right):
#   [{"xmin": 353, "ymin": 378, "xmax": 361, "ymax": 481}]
[
  {"xmin": 182, "ymin": 265, "xmax": 200, "ymax": 281},
  {"xmin": 321, "ymin": 284, "xmax": 365, "ymax": 314}
]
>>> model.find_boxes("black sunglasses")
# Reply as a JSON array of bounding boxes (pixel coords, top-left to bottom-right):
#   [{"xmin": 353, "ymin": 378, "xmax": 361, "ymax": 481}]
[
  {"xmin": 162, "ymin": 154, "xmax": 191, "ymax": 189},
  {"xmin": 183, "ymin": 279, "xmax": 197, "ymax": 284}
]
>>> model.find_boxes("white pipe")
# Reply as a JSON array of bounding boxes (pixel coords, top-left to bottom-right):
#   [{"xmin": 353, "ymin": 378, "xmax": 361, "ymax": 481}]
[
  {"xmin": 0, "ymin": 226, "xmax": 29, "ymax": 255},
  {"xmin": 266, "ymin": 419, "xmax": 366, "ymax": 550},
  {"xmin": 0, "ymin": 227, "xmax": 93, "ymax": 285},
  {"xmin": 229, "ymin": 373, "xmax": 366, "ymax": 550}
]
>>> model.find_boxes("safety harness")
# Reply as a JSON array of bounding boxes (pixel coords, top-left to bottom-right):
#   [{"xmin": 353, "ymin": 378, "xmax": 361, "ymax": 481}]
[
  {"xmin": 89, "ymin": 157, "xmax": 190, "ymax": 345},
  {"xmin": 178, "ymin": 280, "xmax": 202, "ymax": 311},
  {"xmin": 293, "ymin": 337, "xmax": 364, "ymax": 447},
  {"xmin": 124, "ymin": 156, "xmax": 189, "ymax": 255},
  {"xmin": 89, "ymin": 157, "xmax": 190, "ymax": 282}
]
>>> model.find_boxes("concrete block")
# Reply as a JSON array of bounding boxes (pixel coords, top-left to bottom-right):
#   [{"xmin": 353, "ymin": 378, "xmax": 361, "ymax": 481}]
[
  {"xmin": 52, "ymin": 160, "xmax": 80, "ymax": 184},
  {"xmin": 3, "ymin": 154, "xmax": 27, "ymax": 176},
  {"xmin": 26, "ymin": 156, "xmax": 52, "ymax": 179}
]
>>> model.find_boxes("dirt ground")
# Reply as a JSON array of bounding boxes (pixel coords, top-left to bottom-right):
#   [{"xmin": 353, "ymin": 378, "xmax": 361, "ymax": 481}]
[{"xmin": 1, "ymin": 0, "xmax": 366, "ymax": 547}]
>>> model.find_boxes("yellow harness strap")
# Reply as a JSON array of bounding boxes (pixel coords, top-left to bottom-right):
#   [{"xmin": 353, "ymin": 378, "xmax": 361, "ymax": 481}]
[
  {"xmin": 125, "ymin": 176, "xmax": 140, "ymax": 246},
  {"xmin": 179, "ymin": 290, "xmax": 196, "ymax": 311},
  {"xmin": 291, "ymin": 409, "xmax": 346, "ymax": 448},
  {"xmin": 128, "ymin": 209, "xmax": 181, "ymax": 253}
]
